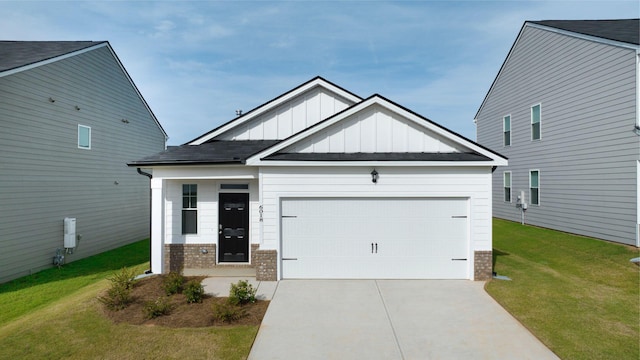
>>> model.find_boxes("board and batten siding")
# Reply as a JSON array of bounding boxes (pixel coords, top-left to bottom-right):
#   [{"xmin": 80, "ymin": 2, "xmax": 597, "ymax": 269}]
[
  {"xmin": 216, "ymin": 87, "xmax": 354, "ymax": 140},
  {"xmin": 259, "ymin": 166, "xmax": 493, "ymax": 279},
  {"xmin": 285, "ymin": 104, "xmax": 466, "ymax": 153},
  {"xmin": 476, "ymin": 25, "xmax": 639, "ymax": 246},
  {"xmin": 0, "ymin": 46, "xmax": 166, "ymax": 283}
]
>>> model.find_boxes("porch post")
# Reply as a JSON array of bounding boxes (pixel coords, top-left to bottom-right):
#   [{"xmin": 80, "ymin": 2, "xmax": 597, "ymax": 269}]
[{"xmin": 150, "ymin": 177, "xmax": 164, "ymax": 274}]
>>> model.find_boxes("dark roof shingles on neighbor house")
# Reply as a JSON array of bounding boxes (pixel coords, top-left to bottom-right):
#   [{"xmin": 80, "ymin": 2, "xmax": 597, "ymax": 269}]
[
  {"xmin": 530, "ymin": 19, "xmax": 639, "ymax": 45},
  {"xmin": 0, "ymin": 41, "xmax": 106, "ymax": 72}
]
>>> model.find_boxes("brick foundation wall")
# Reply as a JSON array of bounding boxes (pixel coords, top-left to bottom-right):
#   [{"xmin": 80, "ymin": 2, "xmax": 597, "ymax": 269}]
[
  {"xmin": 164, "ymin": 243, "xmax": 261, "ymax": 273},
  {"xmin": 164, "ymin": 244, "xmax": 216, "ymax": 272},
  {"xmin": 255, "ymin": 249, "xmax": 278, "ymax": 281},
  {"xmin": 474, "ymin": 250, "xmax": 493, "ymax": 281}
]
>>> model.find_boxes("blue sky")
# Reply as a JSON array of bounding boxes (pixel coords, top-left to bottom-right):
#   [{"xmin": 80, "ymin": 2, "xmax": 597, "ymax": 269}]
[{"xmin": 1, "ymin": 1, "xmax": 638, "ymax": 145}]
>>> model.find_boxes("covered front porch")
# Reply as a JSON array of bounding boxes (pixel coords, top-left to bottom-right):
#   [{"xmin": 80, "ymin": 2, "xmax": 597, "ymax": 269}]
[{"xmin": 148, "ymin": 166, "xmax": 277, "ymax": 280}]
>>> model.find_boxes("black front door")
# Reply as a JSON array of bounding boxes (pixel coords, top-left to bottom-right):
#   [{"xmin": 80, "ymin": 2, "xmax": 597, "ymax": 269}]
[{"xmin": 218, "ymin": 193, "xmax": 249, "ymax": 262}]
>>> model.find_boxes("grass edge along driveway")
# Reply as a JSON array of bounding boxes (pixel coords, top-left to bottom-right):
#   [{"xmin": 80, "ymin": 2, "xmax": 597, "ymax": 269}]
[
  {"xmin": 0, "ymin": 240, "xmax": 258, "ymax": 360},
  {"xmin": 486, "ymin": 219, "xmax": 639, "ymax": 360}
]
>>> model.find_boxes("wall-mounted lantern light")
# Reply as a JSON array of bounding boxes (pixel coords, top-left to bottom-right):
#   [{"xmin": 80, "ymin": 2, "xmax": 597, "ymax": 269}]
[{"xmin": 371, "ymin": 169, "xmax": 379, "ymax": 183}]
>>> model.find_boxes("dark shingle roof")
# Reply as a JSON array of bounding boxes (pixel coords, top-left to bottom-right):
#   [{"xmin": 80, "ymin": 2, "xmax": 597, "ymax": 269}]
[
  {"xmin": 263, "ymin": 152, "xmax": 492, "ymax": 162},
  {"xmin": 0, "ymin": 41, "xmax": 106, "ymax": 73},
  {"xmin": 128, "ymin": 140, "xmax": 281, "ymax": 166},
  {"xmin": 529, "ymin": 19, "xmax": 639, "ymax": 45}
]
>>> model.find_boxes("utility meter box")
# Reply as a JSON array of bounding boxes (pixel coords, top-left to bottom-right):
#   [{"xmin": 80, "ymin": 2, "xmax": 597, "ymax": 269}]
[{"xmin": 64, "ymin": 217, "xmax": 76, "ymax": 249}]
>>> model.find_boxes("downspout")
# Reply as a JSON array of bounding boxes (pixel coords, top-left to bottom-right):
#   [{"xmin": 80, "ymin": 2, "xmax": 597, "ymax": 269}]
[{"xmin": 137, "ymin": 168, "xmax": 153, "ymax": 274}]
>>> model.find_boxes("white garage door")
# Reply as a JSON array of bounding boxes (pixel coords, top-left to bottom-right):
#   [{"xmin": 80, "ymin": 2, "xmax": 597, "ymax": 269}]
[{"xmin": 281, "ymin": 198, "xmax": 469, "ymax": 279}]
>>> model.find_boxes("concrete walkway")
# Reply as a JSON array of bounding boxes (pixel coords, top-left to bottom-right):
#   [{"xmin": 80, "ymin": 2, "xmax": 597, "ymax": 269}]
[
  {"xmin": 201, "ymin": 276, "xmax": 278, "ymax": 300},
  {"xmin": 248, "ymin": 280, "xmax": 559, "ymax": 360}
]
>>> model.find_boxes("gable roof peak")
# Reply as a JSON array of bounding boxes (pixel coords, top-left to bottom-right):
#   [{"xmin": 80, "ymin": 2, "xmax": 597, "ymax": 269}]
[{"xmin": 188, "ymin": 76, "xmax": 363, "ymax": 145}]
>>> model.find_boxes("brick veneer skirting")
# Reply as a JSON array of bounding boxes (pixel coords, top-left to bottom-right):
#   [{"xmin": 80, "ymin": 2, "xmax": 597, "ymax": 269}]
[
  {"xmin": 255, "ymin": 250, "xmax": 278, "ymax": 281},
  {"xmin": 474, "ymin": 250, "xmax": 493, "ymax": 281},
  {"xmin": 164, "ymin": 243, "xmax": 261, "ymax": 273}
]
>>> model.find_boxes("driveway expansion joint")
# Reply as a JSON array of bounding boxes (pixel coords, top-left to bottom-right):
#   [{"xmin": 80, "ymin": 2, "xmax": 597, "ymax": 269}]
[{"xmin": 375, "ymin": 280, "xmax": 405, "ymax": 360}]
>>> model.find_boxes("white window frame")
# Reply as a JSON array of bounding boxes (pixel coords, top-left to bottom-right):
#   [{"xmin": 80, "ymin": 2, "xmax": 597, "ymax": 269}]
[
  {"xmin": 504, "ymin": 171, "xmax": 512, "ymax": 202},
  {"xmin": 531, "ymin": 103, "xmax": 541, "ymax": 141},
  {"xmin": 503, "ymin": 115, "xmax": 511, "ymax": 146},
  {"xmin": 78, "ymin": 125, "xmax": 91, "ymax": 149},
  {"xmin": 182, "ymin": 184, "xmax": 198, "ymax": 235},
  {"xmin": 529, "ymin": 170, "xmax": 540, "ymax": 206}
]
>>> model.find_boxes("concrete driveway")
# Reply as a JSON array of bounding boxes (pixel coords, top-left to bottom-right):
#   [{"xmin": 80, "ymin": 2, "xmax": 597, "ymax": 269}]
[{"xmin": 248, "ymin": 280, "xmax": 559, "ymax": 360}]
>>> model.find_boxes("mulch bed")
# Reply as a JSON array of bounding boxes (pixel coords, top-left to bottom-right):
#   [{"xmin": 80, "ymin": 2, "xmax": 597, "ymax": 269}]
[{"xmin": 100, "ymin": 275, "xmax": 269, "ymax": 328}]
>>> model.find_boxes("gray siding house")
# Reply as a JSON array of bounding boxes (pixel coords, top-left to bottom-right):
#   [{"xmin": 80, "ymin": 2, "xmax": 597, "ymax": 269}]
[
  {"xmin": 475, "ymin": 19, "xmax": 639, "ymax": 246},
  {"xmin": 0, "ymin": 41, "xmax": 167, "ymax": 283}
]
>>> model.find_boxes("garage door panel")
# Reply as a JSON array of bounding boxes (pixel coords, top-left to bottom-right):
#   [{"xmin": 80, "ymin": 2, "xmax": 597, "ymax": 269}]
[{"xmin": 281, "ymin": 198, "xmax": 469, "ymax": 279}]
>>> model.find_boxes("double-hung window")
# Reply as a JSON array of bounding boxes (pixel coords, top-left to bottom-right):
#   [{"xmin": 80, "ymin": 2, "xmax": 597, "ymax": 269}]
[
  {"xmin": 182, "ymin": 184, "xmax": 198, "ymax": 234},
  {"xmin": 531, "ymin": 104, "xmax": 541, "ymax": 140},
  {"xmin": 503, "ymin": 115, "xmax": 511, "ymax": 146},
  {"xmin": 504, "ymin": 171, "xmax": 512, "ymax": 202},
  {"xmin": 530, "ymin": 170, "xmax": 540, "ymax": 205}
]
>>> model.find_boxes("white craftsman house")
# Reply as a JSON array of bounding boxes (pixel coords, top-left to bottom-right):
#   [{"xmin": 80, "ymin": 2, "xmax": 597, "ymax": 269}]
[{"xmin": 130, "ymin": 77, "xmax": 507, "ymax": 280}]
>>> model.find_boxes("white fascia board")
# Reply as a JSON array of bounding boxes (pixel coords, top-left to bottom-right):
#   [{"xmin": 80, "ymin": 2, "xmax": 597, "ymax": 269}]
[
  {"xmin": 253, "ymin": 160, "xmax": 506, "ymax": 167},
  {"xmin": 150, "ymin": 165, "xmax": 258, "ymax": 179},
  {"xmin": 189, "ymin": 78, "xmax": 362, "ymax": 145},
  {"xmin": 246, "ymin": 95, "xmax": 508, "ymax": 165}
]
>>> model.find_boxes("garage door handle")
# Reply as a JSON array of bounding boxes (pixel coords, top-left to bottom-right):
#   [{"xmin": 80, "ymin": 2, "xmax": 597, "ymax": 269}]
[
  {"xmin": 282, "ymin": 258, "xmax": 298, "ymax": 261},
  {"xmin": 451, "ymin": 258, "xmax": 467, "ymax": 261}
]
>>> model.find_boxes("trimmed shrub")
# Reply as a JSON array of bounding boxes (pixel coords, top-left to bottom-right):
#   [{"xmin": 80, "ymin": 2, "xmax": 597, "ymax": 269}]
[
  {"xmin": 184, "ymin": 280, "xmax": 205, "ymax": 303},
  {"xmin": 143, "ymin": 297, "xmax": 172, "ymax": 319},
  {"xmin": 97, "ymin": 268, "xmax": 137, "ymax": 310},
  {"xmin": 228, "ymin": 279, "xmax": 256, "ymax": 306},
  {"xmin": 212, "ymin": 301, "xmax": 246, "ymax": 323},
  {"xmin": 162, "ymin": 272, "xmax": 185, "ymax": 295}
]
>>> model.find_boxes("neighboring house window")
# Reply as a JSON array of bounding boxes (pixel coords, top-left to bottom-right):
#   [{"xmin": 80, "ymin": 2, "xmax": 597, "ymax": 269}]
[
  {"xmin": 182, "ymin": 184, "xmax": 197, "ymax": 234},
  {"xmin": 78, "ymin": 125, "xmax": 91, "ymax": 149},
  {"xmin": 504, "ymin": 171, "xmax": 512, "ymax": 202},
  {"xmin": 530, "ymin": 170, "xmax": 540, "ymax": 205},
  {"xmin": 503, "ymin": 115, "xmax": 511, "ymax": 146},
  {"xmin": 531, "ymin": 104, "xmax": 541, "ymax": 140}
]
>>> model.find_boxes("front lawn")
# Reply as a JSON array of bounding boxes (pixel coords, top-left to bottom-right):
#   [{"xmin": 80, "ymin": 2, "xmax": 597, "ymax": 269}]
[
  {"xmin": 486, "ymin": 219, "xmax": 639, "ymax": 359},
  {"xmin": 0, "ymin": 240, "xmax": 259, "ymax": 359}
]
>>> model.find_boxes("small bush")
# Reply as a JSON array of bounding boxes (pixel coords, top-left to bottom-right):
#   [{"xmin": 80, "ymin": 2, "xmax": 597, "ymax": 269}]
[
  {"xmin": 109, "ymin": 267, "xmax": 137, "ymax": 290},
  {"xmin": 184, "ymin": 280, "xmax": 205, "ymax": 303},
  {"xmin": 228, "ymin": 279, "xmax": 256, "ymax": 306},
  {"xmin": 162, "ymin": 272, "xmax": 185, "ymax": 295},
  {"xmin": 143, "ymin": 297, "xmax": 172, "ymax": 319},
  {"xmin": 212, "ymin": 301, "xmax": 246, "ymax": 323},
  {"xmin": 98, "ymin": 268, "xmax": 137, "ymax": 310}
]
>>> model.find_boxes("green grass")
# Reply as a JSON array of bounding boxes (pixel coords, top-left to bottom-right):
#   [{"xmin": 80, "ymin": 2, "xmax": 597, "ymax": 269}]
[
  {"xmin": 0, "ymin": 239, "xmax": 258, "ymax": 359},
  {"xmin": 486, "ymin": 219, "xmax": 640, "ymax": 359},
  {"xmin": 0, "ymin": 239, "xmax": 150, "ymax": 326}
]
